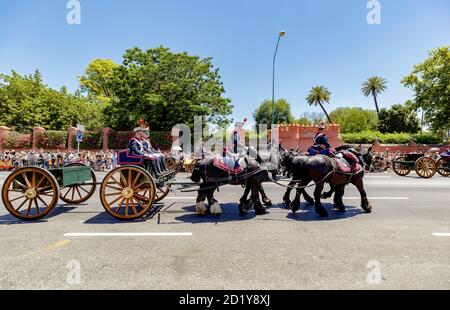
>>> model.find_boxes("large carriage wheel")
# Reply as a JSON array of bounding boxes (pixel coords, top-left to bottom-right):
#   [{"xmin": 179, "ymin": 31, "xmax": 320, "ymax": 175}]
[
  {"xmin": 100, "ymin": 166, "xmax": 156, "ymax": 220},
  {"xmin": 59, "ymin": 163, "xmax": 97, "ymax": 204},
  {"xmin": 1, "ymin": 167, "xmax": 59, "ymax": 220},
  {"xmin": 415, "ymin": 157, "xmax": 436, "ymax": 179},
  {"xmin": 392, "ymin": 157, "xmax": 411, "ymax": 176},
  {"xmin": 436, "ymin": 158, "xmax": 450, "ymax": 177}
]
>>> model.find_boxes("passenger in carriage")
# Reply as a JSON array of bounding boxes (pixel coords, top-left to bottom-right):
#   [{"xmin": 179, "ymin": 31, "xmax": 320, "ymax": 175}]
[
  {"xmin": 128, "ymin": 126, "xmax": 162, "ymax": 175},
  {"xmin": 140, "ymin": 127, "xmax": 169, "ymax": 173}
]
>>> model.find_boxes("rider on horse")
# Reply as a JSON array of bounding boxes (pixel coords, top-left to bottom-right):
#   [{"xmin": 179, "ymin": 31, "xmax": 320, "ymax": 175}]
[{"xmin": 308, "ymin": 123, "xmax": 332, "ymax": 156}]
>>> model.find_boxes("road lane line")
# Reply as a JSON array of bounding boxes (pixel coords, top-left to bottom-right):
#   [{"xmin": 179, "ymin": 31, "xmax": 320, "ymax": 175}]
[
  {"xmin": 432, "ymin": 233, "xmax": 450, "ymax": 237},
  {"xmin": 63, "ymin": 232, "xmax": 193, "ymax": 237},
  {"xmin": 164, "ymin": 197, "xmax": 197, "ymax": 200},
  {"xmin": 343, "ymin": 197, "xmax": 409, "ymax": 200}
]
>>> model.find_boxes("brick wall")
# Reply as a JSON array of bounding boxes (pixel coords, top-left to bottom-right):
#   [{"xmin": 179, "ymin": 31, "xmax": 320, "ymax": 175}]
[{"xmin": 275, "ymin": 124, "xmax": 342, "ymax": 151}]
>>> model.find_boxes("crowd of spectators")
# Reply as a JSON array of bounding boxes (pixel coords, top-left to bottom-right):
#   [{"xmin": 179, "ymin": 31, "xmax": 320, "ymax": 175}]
[{"xmin": 0, "ymin": 149, "xmax": 118, "ymax": 171}]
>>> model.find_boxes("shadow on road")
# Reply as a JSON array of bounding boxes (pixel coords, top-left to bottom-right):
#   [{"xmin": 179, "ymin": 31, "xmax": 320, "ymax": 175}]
[
  {"xmin": 0, "ymin": 205, "xmax": 77, "ymax": 225},
  {"xmin": 173, "ymin": 203, "xmax": 256, "ymax": 224},
  {"xmin": 83, "ymin": 203, "xmax": 165, "ymax": 224},
  {"xmin": 277, "ymin": 202, "xmax": 365, "ymax": 221}
]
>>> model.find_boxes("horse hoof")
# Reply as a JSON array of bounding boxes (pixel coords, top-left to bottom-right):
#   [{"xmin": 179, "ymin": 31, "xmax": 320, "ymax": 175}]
[
  {"xmin": 262, "ymin": 198, "xmax": 272, "ymax": 207},
  {"xmin": 290, "ymin": 201, "xmax": 300, "ymax": 213},
  {"xmin": 283, "ymin": 200, "xmax": 291, "ymax": 209},
  {"xmin": 196, "ymin": 201, "xmax": 207, "ymax": 216},
  {"xmin": 335, "ymin": 205, "xmax": 346, "ymax": 213},
  {"xmin": 316, "ymin": 208, "xmax": 328, "ymax": 218},
  {"xmin": 362, "ymin": 205, "xmax": 372, "ymax": 213},
  {"xmin": 255, "ymin": 208, "xmax": 267, "ymax": 215},
  {"xmin": 210, "ymin": 201, "xmax": 222, "ymax": 216}
]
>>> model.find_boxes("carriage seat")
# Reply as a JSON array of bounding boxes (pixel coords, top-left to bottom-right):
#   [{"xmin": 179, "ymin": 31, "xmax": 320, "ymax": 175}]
[
  {"xmin": 117, "ymin": 150, "xmax": 144, "ymax": 166},
  {"xmin": 213, "ymin": 155, "xmax": 243, "ymax": 174}
]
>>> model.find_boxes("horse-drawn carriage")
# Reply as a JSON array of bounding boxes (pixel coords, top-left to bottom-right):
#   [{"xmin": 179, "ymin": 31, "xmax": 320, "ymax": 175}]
[
  {"xmin": 1, "ymin": 150, "xmax": 176, "ymax": 221},
  {"xmin": 392, "ymin": 153, "xmax": 448, "ymax": 178}
]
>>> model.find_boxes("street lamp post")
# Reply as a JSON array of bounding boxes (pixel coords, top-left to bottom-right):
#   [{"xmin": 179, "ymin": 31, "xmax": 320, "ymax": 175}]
[{"xmin": 271, "ymin": 31, "xmax": 286, "ymax": 126}]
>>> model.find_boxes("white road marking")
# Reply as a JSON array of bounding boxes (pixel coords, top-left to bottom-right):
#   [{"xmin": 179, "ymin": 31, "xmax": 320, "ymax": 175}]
[
  {"xmin": 165, "ymin": 197, "xmax": 197, "ymax": 200},
  {"xmin": 432, "ymin": 233, "xmax": 450, "ymax": 237},
  {"xmin": 343, "ymin": 197, "xmax": 409, "ymax": 200},
  {"xmin": 63, "ymin": 232, "xmax": 193, "ymax": 237}
]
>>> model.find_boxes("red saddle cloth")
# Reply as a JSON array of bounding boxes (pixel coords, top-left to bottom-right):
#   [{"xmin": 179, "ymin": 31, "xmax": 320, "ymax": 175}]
[
  {"xmin": 213, "ymin": 155, "xmax": 243, "ymax": 174},
  {"xmin": 333, "ymin": 151, "xmax": 361, "ymax": 173}
]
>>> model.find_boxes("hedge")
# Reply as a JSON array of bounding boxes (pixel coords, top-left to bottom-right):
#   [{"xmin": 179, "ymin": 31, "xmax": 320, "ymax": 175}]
[
  {"xmin": 36, "ymin": 131, "xmax": 67, "ymax": 149},
  {"xmin": 72, "ymin": 131, "xmax": 103, "ymax": 150},
  {"xmin": 2, "ymin": 132, "xmax": 32, "ymax": 149},
  {"xmin": 341, "ymin": 131, "xmax": 443, "ymax": 145}
]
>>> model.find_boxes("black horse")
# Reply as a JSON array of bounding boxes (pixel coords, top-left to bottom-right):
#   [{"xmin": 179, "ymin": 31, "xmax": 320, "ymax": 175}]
[
  {"xmin": 190, "ymin": 147, "xmax": 272, "ymax": 216},
  {"xmin": 279, "ymin": 147, "xmax": 372, "ymax": 217}
]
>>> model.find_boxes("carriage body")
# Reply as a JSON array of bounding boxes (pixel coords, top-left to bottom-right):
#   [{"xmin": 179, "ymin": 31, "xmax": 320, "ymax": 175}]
[
  {"xmin": 392, "ymin": 153, "xmax": 437, "ymax": 178},
  {"xmin": 2, "ymin": 151, "xmax": 177, "ymax": 221}
]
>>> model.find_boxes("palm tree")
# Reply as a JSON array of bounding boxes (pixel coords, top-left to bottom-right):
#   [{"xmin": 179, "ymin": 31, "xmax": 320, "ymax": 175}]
[
  {"xmin": 306, "ymin": 85, "xmax": 332, "ymax": 124},
  {"xmin": 361, "ymin": 76, "xmax": 387, "ymax": 114}
]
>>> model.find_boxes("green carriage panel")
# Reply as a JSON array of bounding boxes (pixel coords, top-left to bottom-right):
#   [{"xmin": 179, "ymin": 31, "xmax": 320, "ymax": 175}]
[{"xmin": 50, "ymin": 166, "xmax": 93, "ymax": 187}]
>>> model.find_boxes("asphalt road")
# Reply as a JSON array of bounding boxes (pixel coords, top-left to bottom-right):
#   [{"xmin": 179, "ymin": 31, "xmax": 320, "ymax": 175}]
[{"xmin": 0, "ymin": 171, "xmax": 449, "ymax": 290}]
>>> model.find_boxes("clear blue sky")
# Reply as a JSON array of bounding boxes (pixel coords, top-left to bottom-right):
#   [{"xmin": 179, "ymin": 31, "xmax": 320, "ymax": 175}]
[{"xmin": 1, "ymin": 0, "xmax": 449, "ymax": 124}]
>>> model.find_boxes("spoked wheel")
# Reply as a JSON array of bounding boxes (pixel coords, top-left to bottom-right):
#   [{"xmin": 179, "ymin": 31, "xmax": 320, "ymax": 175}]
[
  {"xmin": 59, "ymin": 163, "xmax": 97, "ymax": 204},
  {"xmin": 436, "ymin": 158, "xmax": 450, "ymax": 177},
  {"xmin": 415, "ymin": 157, "xmax": 436, "ymax": 179},
  {"xmin": 392, "ymin": 157, "xmax": 411, "ymax": 176},
  {"xmin": 1, "ymin": 167, "xmax": 59, "ymax": 220},
  {"xmin": 155, "ymin": 185, "xmax": 171, "ymax": 202},
  {"xmin": 100, "ymin": 166, "xmax": 156, "ymax": 220},
  {"xmin": 166, "ymin": 157, "xmax": 176, "ymax": 173}
]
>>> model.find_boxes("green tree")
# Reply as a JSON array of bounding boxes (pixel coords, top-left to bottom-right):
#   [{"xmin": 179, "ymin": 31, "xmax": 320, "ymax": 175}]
[
  {"xmin": 361, "ymin": 76, "xmax": 387, "ymax": 114},
  {"xmin": 104, "ymin": 46, "xmax": 233, "ymax": 131},
  {"xmin": 329, "ymin": 107, "xmax": 378, "ymax": 133},
  {"xmin": 377, "ymin": 103, "xmax": 420, "ymax": 134},
  {"xmin": 306, "ymin": 85, "xmax": 332, "ymax": 124},
  {"xmin": 402, "ymin": 46, "xmax": 450, "ymax": 131},
  {"xmin": 79, "ymin": 59, "xmax": 119, "ymax": 103},
  {"xmin": 253, "ymin": 98, "xmax": 294, "ymax": 128},
  {"xmin": 0, "ymin": 70, "xmax": 104, "ymax": 131}
]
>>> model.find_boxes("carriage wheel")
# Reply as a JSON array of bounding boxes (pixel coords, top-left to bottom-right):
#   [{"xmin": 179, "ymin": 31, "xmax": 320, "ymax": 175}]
[
  {"xmin": 1, "ymin": 167, "xmax": 59, "ymax": 220},
  {"xmin": 100, "ymin": 166, "xmax": 156, "ymax": 220},
  {"xmin": 59, "ymin": 163, "xmax": 97, "ymax": 204},
  {"xmin": 415, "ymin": 157, "xmax": 437, "ymax": 179},
  {"xmin": 392, "ymin": 157, "xmax": 411, "ymax": 176},
  {"xmin": 155, "ymin": 185, "xmax": 171, "ymax": 202},
  {"xmin": 435, "ymin": 158, "xmax": 449, "ymax": 177},
  {"xmin": 166, "ymin": 157, "xmax": 176, "ymax": 172}
]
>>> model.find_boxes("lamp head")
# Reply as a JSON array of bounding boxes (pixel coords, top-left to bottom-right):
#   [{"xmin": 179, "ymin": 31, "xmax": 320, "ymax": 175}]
[{"xmin": 279, "ymin": 31, "xmax": 286, "ymax": 37}]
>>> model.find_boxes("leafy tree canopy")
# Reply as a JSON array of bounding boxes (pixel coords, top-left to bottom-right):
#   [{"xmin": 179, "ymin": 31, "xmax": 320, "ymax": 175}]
[
  {"xmin": 377, "ymin": 103, "xmax": 420, "ymax": 134},
  {"xmin": 402, "ymin": 46, "xmax": 450, "ymax": 131},
  {"xmin": 253, "ymin": 98, "xmax": 294, "ymax": 128},
  {"xmin": 0, "ymin": 70, "xmax": 104, "ymax": 132},
  {"xmin": 103, "ymin": 46, "xmax": 233, "ymax": 131},
  {"xmin": 329, "ymin": 107, "xmax": 378, "ymax": 133},
  {"xmin": 79, "ymin": 58, "xmax": 119, "ymax": 103}
]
